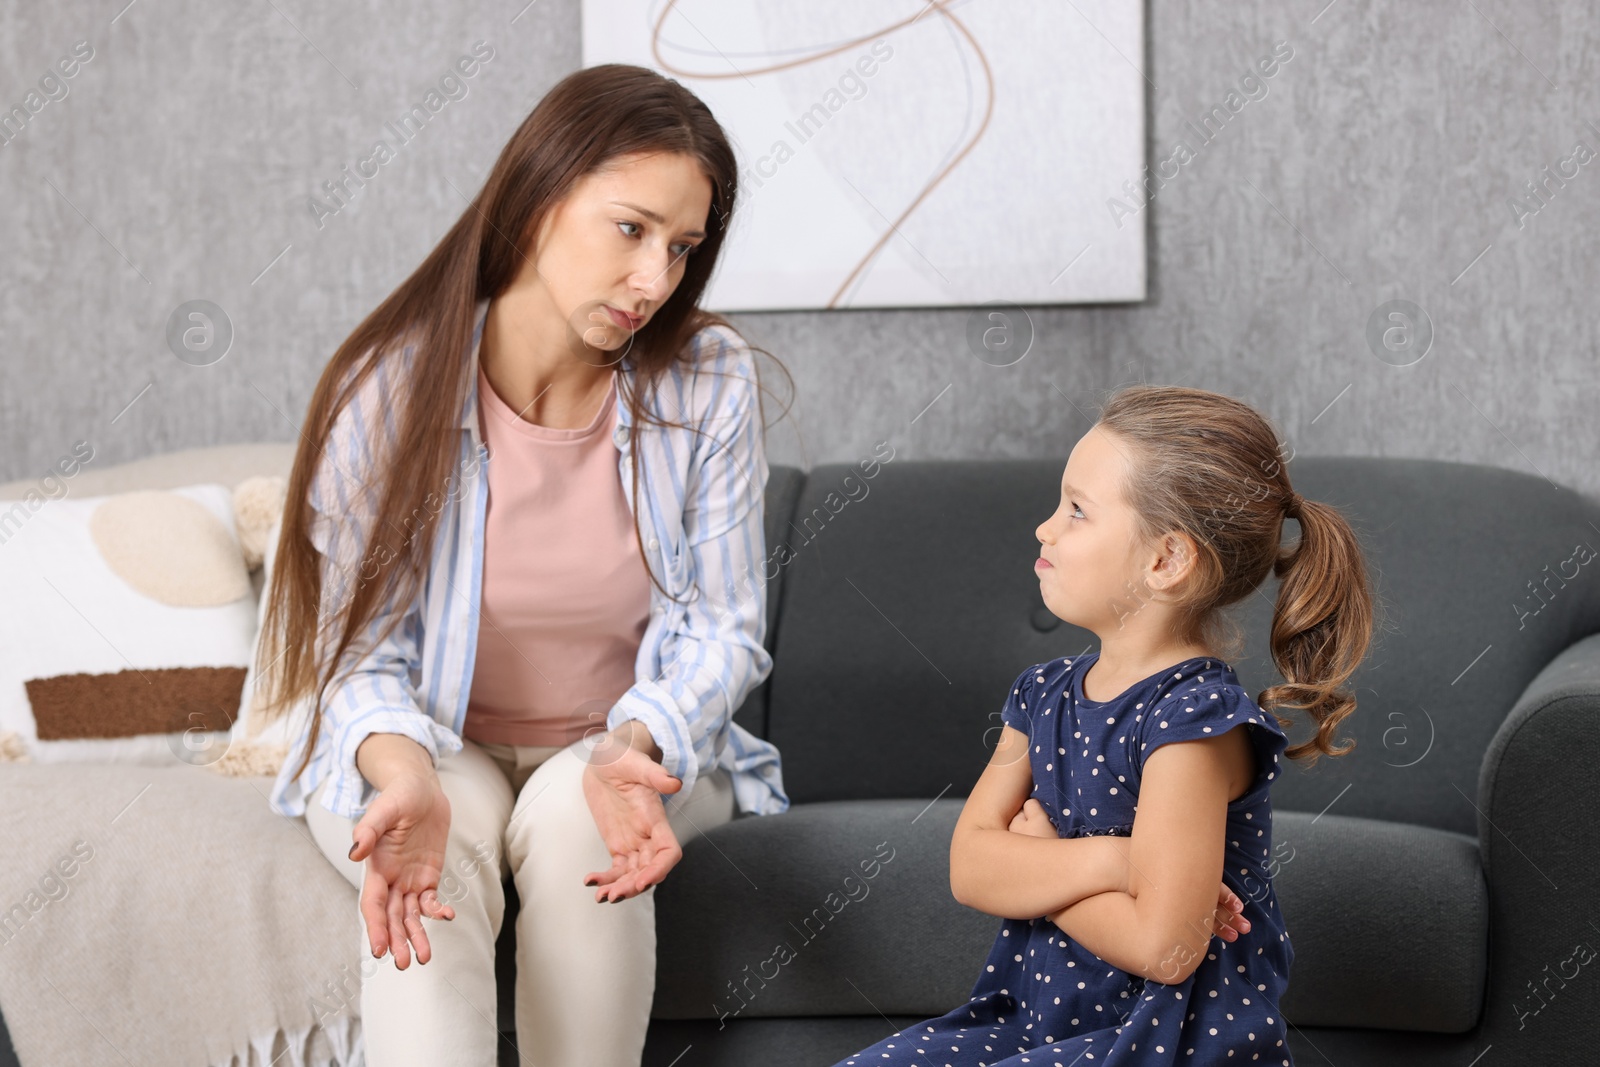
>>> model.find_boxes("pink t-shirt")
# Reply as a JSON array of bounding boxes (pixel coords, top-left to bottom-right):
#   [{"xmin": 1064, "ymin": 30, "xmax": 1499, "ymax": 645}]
[{"xmin": 463, "ymin": 361, "xmax": 651, "ymax": 748}]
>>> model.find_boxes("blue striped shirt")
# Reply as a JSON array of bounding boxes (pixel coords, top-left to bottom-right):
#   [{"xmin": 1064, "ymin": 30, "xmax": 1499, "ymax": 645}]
[{"xmin": 268, "ymin": 297, "xmax": 788, "ymax": 821}]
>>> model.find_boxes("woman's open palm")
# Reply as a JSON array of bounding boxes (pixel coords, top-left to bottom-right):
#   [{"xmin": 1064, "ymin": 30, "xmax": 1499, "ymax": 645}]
[
  {"xmin": 580, "ymin": 745, "xmax": 685, "ymax": 903},
  {"xmin": 348, "ymin": 772, "xmax": 456, "ymax": 970}
]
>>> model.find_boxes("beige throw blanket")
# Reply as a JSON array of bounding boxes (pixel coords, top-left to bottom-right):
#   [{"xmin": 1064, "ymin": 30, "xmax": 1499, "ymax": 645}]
[{"xmin": 0, "ymin": 762, "xmax": 365, "ymax": 1067}]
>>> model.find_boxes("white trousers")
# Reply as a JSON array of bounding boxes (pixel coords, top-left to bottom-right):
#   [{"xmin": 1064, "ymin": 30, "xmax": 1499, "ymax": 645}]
[{"xmin": 303, "ymin": 735, "xmax": 737, "ymax": 1067}]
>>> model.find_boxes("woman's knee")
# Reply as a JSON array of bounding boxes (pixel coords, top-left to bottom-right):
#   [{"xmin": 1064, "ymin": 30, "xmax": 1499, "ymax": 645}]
[
  {"xmin": 502, "ymin": 744, "xmax": 610, "ymax": 869},
  {"xmin": 506, "ymin": 744, "xmax": 592, "ymax": 829},
  {"xmin": 503, "ymin": 745, "xmax": 736, "ymax": 871}
]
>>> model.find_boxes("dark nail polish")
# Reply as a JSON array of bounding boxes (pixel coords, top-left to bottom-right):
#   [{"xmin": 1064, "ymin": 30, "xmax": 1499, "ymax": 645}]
[{"xmin": 348, "ymin": 843, "xmax": 358, "ymax": 859}]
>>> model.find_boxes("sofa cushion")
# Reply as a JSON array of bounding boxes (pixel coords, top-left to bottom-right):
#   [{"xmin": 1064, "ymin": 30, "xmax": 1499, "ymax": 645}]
[
  {"xmin": 653, "ymin": 798, "xmax": 993, "ymax": 1020},
  {"xmin": 652, "ymin": 803, "xmax": 1488, "ymax": 1034},
  {"xmin": 1272, "ymin": 810, "xmax": 1487, "ymax": 1032}
]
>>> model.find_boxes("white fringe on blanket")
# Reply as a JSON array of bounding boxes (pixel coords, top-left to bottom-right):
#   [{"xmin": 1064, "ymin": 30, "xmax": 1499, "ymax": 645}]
[{"xmin": 225, "ymin": 1015, "xmax": 364, "ymax": 1067}]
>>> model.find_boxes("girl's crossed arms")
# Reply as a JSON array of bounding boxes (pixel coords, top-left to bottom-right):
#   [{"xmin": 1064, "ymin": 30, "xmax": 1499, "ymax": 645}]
[{"xmin": 950, "ymin": 718, "xmax": 1252, "ymax": 983}]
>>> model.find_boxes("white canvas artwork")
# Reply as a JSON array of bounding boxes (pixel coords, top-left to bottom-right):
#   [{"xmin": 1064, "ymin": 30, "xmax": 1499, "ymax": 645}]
[{"xmin": 580, "ymin": 0, "xmax": 1148, "ymax": 312}]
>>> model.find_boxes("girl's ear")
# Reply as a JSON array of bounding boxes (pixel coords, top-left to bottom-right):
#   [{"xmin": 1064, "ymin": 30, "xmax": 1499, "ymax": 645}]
[{"xmin": 1146, "ymin": 529, "xmax": 1201, "ymax": 593}]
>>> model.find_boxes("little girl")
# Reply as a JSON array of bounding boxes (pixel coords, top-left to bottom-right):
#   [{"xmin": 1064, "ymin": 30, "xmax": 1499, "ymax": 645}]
[{"xmin": 831, "ymin": 385, "xmax": 1374, "ymax": 1066}]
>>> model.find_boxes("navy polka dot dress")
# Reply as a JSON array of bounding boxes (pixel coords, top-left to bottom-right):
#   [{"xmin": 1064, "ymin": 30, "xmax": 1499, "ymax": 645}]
[{"xmin": 832, "ymin": 652, "xmax": 1296, "ymax": 1066}]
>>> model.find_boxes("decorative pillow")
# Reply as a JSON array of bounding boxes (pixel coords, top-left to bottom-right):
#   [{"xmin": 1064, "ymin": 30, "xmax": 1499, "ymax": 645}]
[{"xmin": 0, "ymin": 484, "xmax": 257, "ymax": 766}]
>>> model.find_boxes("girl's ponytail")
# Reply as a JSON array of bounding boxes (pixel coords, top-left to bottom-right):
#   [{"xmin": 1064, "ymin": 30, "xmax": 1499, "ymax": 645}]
[
  {"xmin": 1095, "ymin": 384, "xmax": 1377, "ymax": 766},
  {"xmin": 1260, "ymin": 492, "xmax": 1375, "ymax": 766}
]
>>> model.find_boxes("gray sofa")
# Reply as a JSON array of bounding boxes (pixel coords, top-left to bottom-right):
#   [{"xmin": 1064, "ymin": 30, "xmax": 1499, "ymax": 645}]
[
  {"xmin": 3, "ymin": 453, "xmax": 1597, "ymax": 1066},
  {"xmin": 631, "ymin": 454, "xmax": 1600, "ymax": 1066}
]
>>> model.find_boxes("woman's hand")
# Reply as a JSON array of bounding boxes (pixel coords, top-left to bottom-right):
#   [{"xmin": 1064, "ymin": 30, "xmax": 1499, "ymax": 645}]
[
  {"xmin": 579, "ymin": 726, "xmax": 685, "ymax": 903},
  {"xmin": 347, "ymin": 770, "xmax": 456, "ymax": 970}
]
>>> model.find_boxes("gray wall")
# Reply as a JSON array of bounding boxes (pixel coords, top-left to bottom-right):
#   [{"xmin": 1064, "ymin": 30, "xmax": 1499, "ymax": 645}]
[{"xmin": 2, "ymin": 1, "xmax": 1596, "ymax": 498}]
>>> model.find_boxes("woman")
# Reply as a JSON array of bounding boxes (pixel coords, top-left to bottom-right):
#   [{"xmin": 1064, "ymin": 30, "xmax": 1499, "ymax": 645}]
[{"xmin": 254, "ymin": 64, "xmax": 794, "ymax": 1066}]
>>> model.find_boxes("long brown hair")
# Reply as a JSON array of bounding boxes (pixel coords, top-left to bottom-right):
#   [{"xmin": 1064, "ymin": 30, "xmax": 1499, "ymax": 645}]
[
  {"xmin": 256, "ymin": 63, "xmax": 793, "ymax": 788},
  {"xmin": 1096, "ymin": 385, "xmax": 1376, "ymax": 766}
]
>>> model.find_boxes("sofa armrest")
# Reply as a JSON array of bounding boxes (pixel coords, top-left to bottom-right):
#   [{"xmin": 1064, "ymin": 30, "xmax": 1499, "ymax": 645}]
[{"xmin": 1474, "ymin": 631, "xmax": 1600, "ymax": 1057}]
